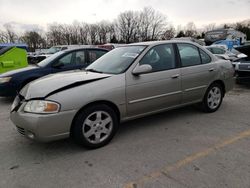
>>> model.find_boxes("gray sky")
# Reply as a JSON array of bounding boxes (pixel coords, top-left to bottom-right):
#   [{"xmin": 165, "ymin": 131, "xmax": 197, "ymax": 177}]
[{"xmin": 0, "ymin": 0, "xmax": 250, "ymax": 32}]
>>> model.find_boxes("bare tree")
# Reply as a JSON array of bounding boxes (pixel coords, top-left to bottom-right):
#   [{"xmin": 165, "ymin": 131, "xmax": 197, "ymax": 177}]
[
  {"xmin": 20, "ymin": 31, "xmax": 46, "ymax": 51},
  {"xmin": 88, "ymin": 24, "xmax": 99, "ymax": 44},
  {"xmin": 79, "ymin": 22, "xmax": 89, "ymax": 44},
  {"xmin": 162, "ymin": 27, "xmax": 175, "ymax": 40},
  {"xmin": 204, "ymin": 23, "xmax": 216, "ymax": 32},
  {"xmin": 137, "ymin": 7, "xmax": 167, "ymax": 41},
  {"xmin": 0, "ymin": 30, "xmax": 9, "ymax": 43},
  {"xmin": 97, "ymin": 21, "xmax": 111, "ymax": 44},
  {"xmin": 117, "ymin": 11, "xmax": 139, "ymax": 43},
  {"xmin": 150, "ymin": 9, "xmax": 167, "ymax": 40},
  {"xmin": 46, "ymin": 23, "xmax": 64, "ymax": 46},
  {"xmin": 138, "ymin": 7, "xmax": 152, "ymax": 41},
  {"xmin": 185, "ymin": 22, "xmax": 197, "ymax": 37},
  {"xmin": 3, "ymin": 24, "xmax": 18, "ymax": 43}
]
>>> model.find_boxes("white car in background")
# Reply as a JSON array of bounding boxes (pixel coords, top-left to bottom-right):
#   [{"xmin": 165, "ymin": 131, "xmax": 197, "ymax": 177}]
[{"xmin": 205, "ymin": 45, "xmax": 247, "ymax": 65}]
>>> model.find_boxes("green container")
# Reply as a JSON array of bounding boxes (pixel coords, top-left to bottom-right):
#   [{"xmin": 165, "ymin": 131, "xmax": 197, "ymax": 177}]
[{"xmin": 0, "ymin": 47, "xmax": 28, "ymax": 74}]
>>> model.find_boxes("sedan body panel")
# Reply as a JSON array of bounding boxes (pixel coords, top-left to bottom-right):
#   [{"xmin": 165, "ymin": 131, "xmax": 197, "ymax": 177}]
[
  {"xmin": 126, "ymin": 68, "xmax": 182, "ymax": 117},
  {"xmin": 180, "ymin": 63, "xmax": 218, "ymax": 103}
]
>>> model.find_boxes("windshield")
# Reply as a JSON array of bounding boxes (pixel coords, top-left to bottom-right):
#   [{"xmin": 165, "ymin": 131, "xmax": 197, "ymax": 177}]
[
  {"xmin": 38, "ymin": 51, "xmax": 64, "ymax": 67},
  {"xmin": 86, "ymin": 46, "xmax": 146, "ymax": 74},
  {"xmin": 47, "ymin": 47, "xmax": 62, "ymax": 54},
  {"xmin": 230, "ymin": 48, "xmax": 241, "ymax": 55}
]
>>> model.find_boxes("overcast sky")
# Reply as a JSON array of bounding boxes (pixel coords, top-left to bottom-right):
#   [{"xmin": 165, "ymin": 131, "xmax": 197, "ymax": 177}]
[{"xmin": 0, "ymin": 0, "xmax": 250, "ymax": 32}]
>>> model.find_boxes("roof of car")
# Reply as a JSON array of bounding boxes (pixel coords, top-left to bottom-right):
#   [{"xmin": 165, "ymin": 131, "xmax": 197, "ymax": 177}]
[
  {"xmin": 63, "ymin": 47, "xmax": 109, "ymax": 53},
  {"xmin": 129, "ymin": 40, "xmax": 199, "ymax": 46}
]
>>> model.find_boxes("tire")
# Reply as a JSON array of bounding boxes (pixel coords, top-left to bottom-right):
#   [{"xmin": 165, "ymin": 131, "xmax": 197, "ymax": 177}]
[
  {"xmin": 72, "ymin": 104, "xmax": 119, "ymax": 149},
  {"xmin": 200, "ymin": 83, "xmax": 224, "ymax": 113}
]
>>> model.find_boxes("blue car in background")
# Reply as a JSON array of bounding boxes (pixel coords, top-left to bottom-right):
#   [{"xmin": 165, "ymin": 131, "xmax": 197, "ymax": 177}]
[{"xmin": 0, "ymin": 47, "xmax": 108, "ymax": 97}]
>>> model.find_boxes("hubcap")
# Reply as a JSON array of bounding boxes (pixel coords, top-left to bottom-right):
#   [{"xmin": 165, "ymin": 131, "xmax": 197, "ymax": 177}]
[
  {"xmin": 82, "ymin": 111, "xmax": 113, "ymax": 144},
  {"xmin": 207, "ymin": 86, "xmax": 222, "ymax": 110}
]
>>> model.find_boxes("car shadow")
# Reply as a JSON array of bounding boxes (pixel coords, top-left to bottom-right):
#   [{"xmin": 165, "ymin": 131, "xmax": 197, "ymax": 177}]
[{"xmin": 117, "ymin": 105, "xmax": 200, "ymax": 138}]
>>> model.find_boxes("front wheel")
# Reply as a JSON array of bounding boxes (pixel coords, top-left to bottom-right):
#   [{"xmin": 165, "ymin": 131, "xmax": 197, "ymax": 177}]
[
  {"xmin": 201, "ymin": 83, "xmax": 224, "ymax": 113},
  {"xmin": 72, "ymin": 104, "xmax": 119, "ymax": 149}
]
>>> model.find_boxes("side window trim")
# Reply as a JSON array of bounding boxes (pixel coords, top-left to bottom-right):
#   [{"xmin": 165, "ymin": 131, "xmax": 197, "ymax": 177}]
[
  {"xmin": 198, "ymin": 48, "xmax": 212, "ymax": 64},
  {"xmin": 173, "ymin": 43, "xmax": 181, "ymax": 68}
]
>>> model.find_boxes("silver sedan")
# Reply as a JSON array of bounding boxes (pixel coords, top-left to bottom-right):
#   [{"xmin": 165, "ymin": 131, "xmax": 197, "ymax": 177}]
[{"xmin": 10, "ymin": 41, "xmax": 235, "ymax": 148}]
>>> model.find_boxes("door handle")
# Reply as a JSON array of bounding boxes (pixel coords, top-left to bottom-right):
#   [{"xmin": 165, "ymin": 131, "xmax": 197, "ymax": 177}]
[
  {"xmin": 171, "ymin": 74, "xmax": 180, "ymax": 79},
  {"xmin": 208, "ymin": 68, "xmax": 215, "ymax": 72}
]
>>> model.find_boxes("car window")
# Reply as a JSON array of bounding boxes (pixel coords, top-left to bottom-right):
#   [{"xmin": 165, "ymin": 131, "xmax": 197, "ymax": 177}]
[
  {"xmin": 38, "ymin": 51, "xmax": 64, "ymax": 67},
  {"xmin": 75, "ymin": 50, "xmax": 86, "ymax": 65},
  {"xmin": 54, "ymin": 52, "xmax": 73, "ymax": 67},
  {"xmin": 86, "ymin": 46, "xmax": 146, "ymax": 74},
  {"xmin": 200, "ymin": 50, "xmax": 211, "ymax": 64},
  {"xmin": 212, "ymin": 47, "xmax": 225, "ymax": 54},
  {"xmin": 177, "ymin": 44, "xmax": 201, "ymax": 67},
  {"xmin": 139, "ymin": 44, "xmax": 175, "ymax": 72},
  {"xmin": 88, "ymin": 50, "xmax": 107, "ymax": 63}
]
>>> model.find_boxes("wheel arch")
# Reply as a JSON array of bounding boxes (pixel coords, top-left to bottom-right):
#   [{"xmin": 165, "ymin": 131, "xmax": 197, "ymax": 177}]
[
  {"xmin": 70, "ymin": 100, "xmax": 121, "ymax": 136},
  {"xmin": 209, "ymin": 80, "xmax": 226, "ymax": 97}
]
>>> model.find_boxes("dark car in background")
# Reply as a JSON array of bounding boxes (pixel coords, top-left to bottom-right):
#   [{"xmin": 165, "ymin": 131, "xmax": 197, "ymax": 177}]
[
  {"xmin": 234, "ymin": 45, "xmax": 250, "ymax": 84},
  {"xmin": 28, "ymin": 45, "xmax": 94, "ymax": 64},
  {"xmin": 0, "ymin": 47, "xmax": 108, "ymax": 97}
]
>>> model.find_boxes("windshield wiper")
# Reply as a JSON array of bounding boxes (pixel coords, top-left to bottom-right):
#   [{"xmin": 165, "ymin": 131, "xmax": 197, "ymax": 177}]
[{"xmin": 85, "ymin": 68, "xmax": 103, "ymax": 74}]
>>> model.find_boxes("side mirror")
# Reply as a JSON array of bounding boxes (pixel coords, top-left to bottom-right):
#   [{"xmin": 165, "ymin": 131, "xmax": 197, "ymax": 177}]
[{"xmin": 132, "ymin": 64, "xmax": 152, "ymax": 76}]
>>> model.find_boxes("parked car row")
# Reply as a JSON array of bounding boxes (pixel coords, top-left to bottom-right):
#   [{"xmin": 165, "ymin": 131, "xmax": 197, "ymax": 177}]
[
  {"xmin": 205, "ymin": 44, "xmax": 250, "ymax": 84},
  {"xmin": 28, "ymin": 45, "xmax": 95, "ymax": 64},
  {"xmin": 205, "ymin": 45, "xmax": 247, "ymax": 62},
  {"xmin": 0, "ymin": 47, "xmax": 108, "ymax": 96},
  {"xmin": 8, "ymin": 41, "xmax": 235, "ymax": 149}
]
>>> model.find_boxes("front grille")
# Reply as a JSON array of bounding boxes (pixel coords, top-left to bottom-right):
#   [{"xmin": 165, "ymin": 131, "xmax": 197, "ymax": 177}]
[
  {"xmin": 237, "ymin": 71, "xmax": 250, "ymax": 78},
  {"xmin": 238, "ymin": 64, "xmax": 250, "ymax": 71},
  {"xmin": 16, "ymin": 126, "xmax": 25, "ymax": 136}
]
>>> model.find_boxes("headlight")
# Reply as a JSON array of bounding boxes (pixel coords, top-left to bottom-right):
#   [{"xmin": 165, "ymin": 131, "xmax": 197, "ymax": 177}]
[
  {"xmin": 0, "ymin": 77, "xmax": 12, "ymax": 84},
  {"xmin": 24, "ymin": 100, "xmax": 60, "ymax": 114}
]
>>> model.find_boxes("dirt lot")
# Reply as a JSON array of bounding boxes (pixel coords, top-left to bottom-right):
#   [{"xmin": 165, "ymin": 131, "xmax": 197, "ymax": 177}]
[{"xmin": 0, "ymin": 85, "xmax": 250, "ymax": 188}]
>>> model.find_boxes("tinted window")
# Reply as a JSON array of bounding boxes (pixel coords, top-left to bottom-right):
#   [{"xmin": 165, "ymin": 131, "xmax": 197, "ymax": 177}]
[
  {"xmin": 75, "ymin": 51, "xmax": 86, "ymax": 65},
  {"xmin": 0, "ymin": 46, "xmax": 13, "ymax": 55},
  {"xmin": 54, "ymin": 53, "xmax": 73, "ymax": 67},
  {"xmin": 177, "ymin": 44, "xmax": 201, "ymax": 67},
  {"xmin": 200, "ymin": 50, "xmax": 211, "ymax": 64},
  {"xmin": 88, "ymin": 50, "xmax": 107, "ymax": 63},
  {"xmin": 140, "ymin": 44, "xmax": 175, "ymax": 72},
  {"xmin": 38, "ymin": 51, "xmax": 64, "ymax": 67}
]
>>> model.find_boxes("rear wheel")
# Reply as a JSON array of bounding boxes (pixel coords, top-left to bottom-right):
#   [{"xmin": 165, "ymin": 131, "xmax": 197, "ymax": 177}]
[
  {"xmin": 201, "ymin": 83, "xmax": 224, "ymax": 113},
  {"xmin": 72, "ymin": 104, "xmax": 118, "ymax": 149}
]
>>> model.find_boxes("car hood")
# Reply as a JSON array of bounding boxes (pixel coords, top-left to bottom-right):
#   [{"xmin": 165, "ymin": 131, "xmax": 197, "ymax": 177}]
[
  {"xmin": 0, "ymin": 65, "xmax": 38, "ymax": 77},
  {"xmin": 20, "ymin": 71, "xmax": 111, "ymax": 100}
]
